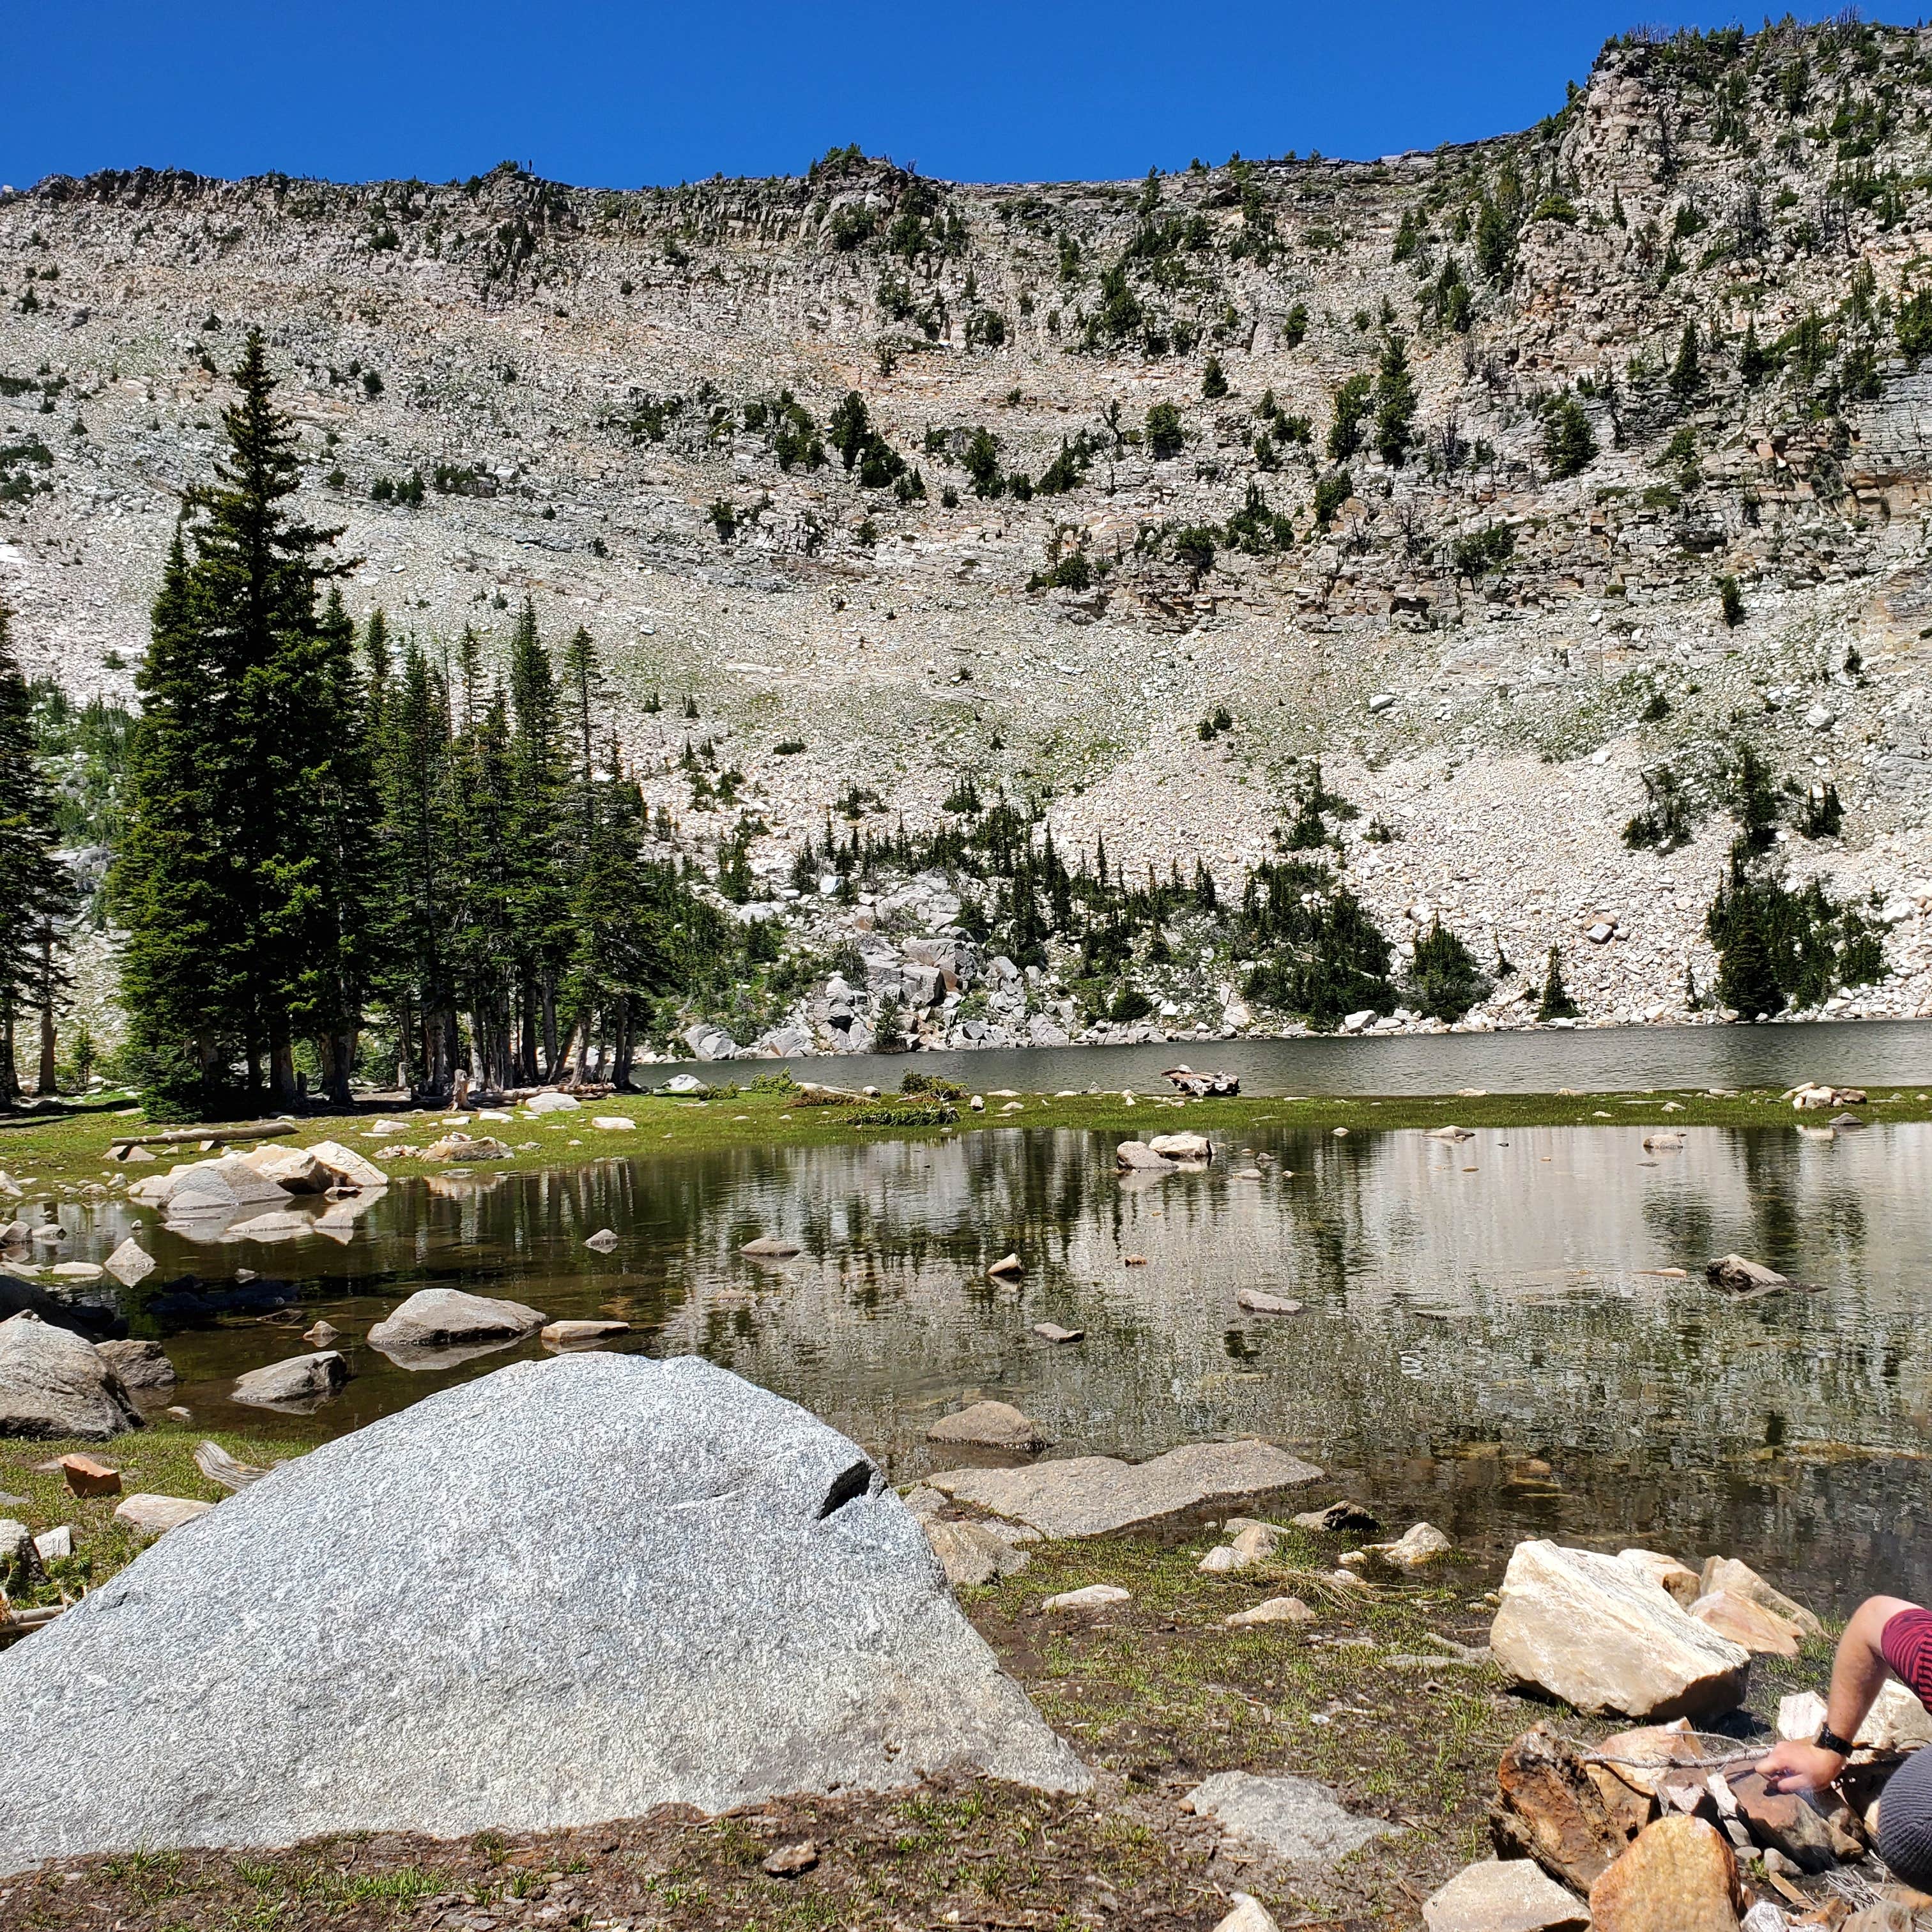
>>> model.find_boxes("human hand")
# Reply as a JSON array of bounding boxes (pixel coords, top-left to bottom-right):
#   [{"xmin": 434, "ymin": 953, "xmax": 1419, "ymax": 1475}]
[{"xmin": 1756, "ymin": 1740, "xmax": 1848, "ymax": 1793}]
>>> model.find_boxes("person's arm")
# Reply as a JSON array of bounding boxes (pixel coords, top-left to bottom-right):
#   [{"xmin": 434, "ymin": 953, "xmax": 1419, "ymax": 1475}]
[{"xmin": 1758, "ymin": 1595, "xmax": 1919, "ymax": 1793}]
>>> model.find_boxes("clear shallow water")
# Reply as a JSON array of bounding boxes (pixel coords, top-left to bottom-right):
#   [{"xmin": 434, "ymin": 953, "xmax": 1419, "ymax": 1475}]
[
  {"xmin": 744, "ymin": 1016, "xmax": 1932, "ymax": 1098},
  {"xmin": 31, "ymin": 1120, "xmax": 1932, "ymax": 1613}
]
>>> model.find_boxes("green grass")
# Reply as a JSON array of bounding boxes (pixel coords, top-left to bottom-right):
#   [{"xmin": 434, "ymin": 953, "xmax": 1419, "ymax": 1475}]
[{"xmin": 4, "ymin": 1078, "xmax": 1925, "ymax": 1200}]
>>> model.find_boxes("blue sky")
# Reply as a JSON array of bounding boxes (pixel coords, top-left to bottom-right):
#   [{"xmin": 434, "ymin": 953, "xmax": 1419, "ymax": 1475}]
[{"xmin": 2, "ymin": 3, "xmax": 1919, "ymax": 190}]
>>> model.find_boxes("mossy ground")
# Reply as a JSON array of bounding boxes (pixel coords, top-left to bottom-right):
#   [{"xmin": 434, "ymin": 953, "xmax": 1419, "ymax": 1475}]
[
  {"xmin": 4, "ymin": 1077, "xmax": 1928, "ymax": 1199},
  {"xmin": 0, "ymin": 1482, "xmax": 1843, "ymax": 1932}
]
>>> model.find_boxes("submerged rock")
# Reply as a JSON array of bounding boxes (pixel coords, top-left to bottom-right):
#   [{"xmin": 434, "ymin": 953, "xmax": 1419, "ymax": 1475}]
[
  {"xmin": 0, "ymin": 1354, "xmax": 1085, "ymax": 1873},
  {"xmin": 926, "ymin": 1400, "xmax": 1048, "ymax": 1452},
  {"xmin": 0, "ymin": 1313, "xmax": 143, "ymax": 1441},
  {"xmin": 928, "ymin": 1439, "xmax": 1321, "ymax": 1538}
]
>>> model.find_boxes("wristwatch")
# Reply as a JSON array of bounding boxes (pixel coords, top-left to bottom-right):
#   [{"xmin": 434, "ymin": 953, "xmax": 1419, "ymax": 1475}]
[{"xmin": 1815, "ymin": 1723, "xmax": 1857, "ymax": 1758}]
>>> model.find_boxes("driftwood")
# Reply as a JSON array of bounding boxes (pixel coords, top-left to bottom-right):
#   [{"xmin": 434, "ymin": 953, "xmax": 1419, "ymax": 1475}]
[
  {"xmin": 0, "ymin": 1602, "xmax": 64, "ymax": 1644},
  {"xmin": 108, "ymin": 1121, "xmax": 297, "ymax": 1152},
  {"xmin": 1162, "ymin": 1066, "xmax": 1241, "ymax": 1098},
  {"xmin": 194, "ymin": 1440, "xmax": 270, "ymax": 1491}
]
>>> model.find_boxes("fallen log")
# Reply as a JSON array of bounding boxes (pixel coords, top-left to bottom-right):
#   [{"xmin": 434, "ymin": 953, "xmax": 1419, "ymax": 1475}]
[{"xmin": 108, "ymin": 1121, "xmax": 297, "ymax": 1152}]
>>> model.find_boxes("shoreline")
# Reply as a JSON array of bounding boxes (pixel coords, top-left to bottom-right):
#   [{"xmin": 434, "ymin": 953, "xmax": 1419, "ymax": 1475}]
[{"xmin": 3, "ymin": 1077, "xmax": 1929, "ymax": 1197}]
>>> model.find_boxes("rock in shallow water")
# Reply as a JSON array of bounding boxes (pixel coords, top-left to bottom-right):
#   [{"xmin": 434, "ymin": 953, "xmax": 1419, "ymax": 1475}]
[
  {"xmin": 0, "ymin": 1353, "xmax": 1085, "ymax": 1873},
  {"xmin": 231, "ymin": 1351, "xmax": 349, "ymax": 1409},
  {"xmin": 366, "ymin": 1287, "xmax": 547, "ymax": 1354},
  {"xmin": 0, "ymin": 1312, "xmax": 143, "ymax": 1441},
  {"xmin": 94, "ymin": 1338, "xmax": 175, "ymax": 1390},
  {"xmin": 925, "ymin": 1400, "xmax": 1047, "ymax": 1452}
]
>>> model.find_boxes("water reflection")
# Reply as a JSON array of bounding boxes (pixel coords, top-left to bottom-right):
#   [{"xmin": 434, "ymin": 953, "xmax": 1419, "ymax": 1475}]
[{"xmin": 33, "ymin": 1123, "xmax": 1932, "ymax": 1611}]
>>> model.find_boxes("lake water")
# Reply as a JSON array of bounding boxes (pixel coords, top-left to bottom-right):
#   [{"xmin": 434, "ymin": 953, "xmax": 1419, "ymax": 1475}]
[
  {"xmin": 746, "ymin": 1016, "xmax": 1932, "ymax": 1098},
  {"xmin": 34, "ymin": 1115, "xmax": 1932, "ymax": 1614}
]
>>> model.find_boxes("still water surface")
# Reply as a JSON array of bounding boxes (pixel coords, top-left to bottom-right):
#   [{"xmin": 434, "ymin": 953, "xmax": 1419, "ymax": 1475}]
[{"xmin": 43, "ymin": 1116, "xmax": 1932, "ymax": 1613}]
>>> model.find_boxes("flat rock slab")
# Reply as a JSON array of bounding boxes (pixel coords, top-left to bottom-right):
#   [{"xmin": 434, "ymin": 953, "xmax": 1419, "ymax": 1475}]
[
  {"xmin": 1423, "ymin": 1858, "xmax": 1590, "ymax": 1931},
  {"xmin": 113, "ymin": 1492, "xmax": 214, "ymax": 1537},
  {"xmin": 0, "ymin": 1353, "xmax": 1085, "ymax": 1874},
  {"xmin": 1190, "ymin": 1770, "xmax": 1400, "ymax": 1864},
  {"xmin": 928, "ymin": 1441, "xmax": 1322, "ymax": 1538}
]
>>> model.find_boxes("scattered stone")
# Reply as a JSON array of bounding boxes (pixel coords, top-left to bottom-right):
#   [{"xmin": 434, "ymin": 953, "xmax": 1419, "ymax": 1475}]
[
  {"xmin": 986, "ymin": 1252, "xmax": 1024, "ymax": 1277},
  {"xmin": 1238, "ymin": 1290, "xmax": 1303, "ymax": 1315},
  {"xmin": 94, "ymin": 1339, "xmax": 176, "ymax": 1391},
  {"xmin": 761, "ymin": 1839, "xmax": 818, "ymax": 1878},
  {"xmin": 1586, "ymin": 1816, "xmax": 1742, "ymax": 1931},
  {"xmin": 1698, "ymin": 1556, "xmax": 1823, "ymax": 1640},
  {"xmin": 1422, "ymin": 1857, "xmax": 1590, "ymax": 1932},
  {"xmin": 592, "ymin": 1116, "xmax": 634, "ymax": 1131},
  {"xmin": 33, "ymin": 1524, "xmax": 71, "ymax": 1563},
  {"xmin": 367, "ymin": 1287, "xmax": 547, "ymax": 1354},
  {"xmin": 925, "ymin": 1518, "xmax": 1030, "ymax": 1587},
  {"xmin": 584, "ymin": 1229, "xmax": 620, "ymax": 1253},
  {"xmin": 0, "ymin": 1314, "xmax": 143, "ymax": 1441},
  {"xmin": 1188, "ymin": 1769, "xmax": 1400, "ymax": 1863},
  {"xmin": 1031, "ymin": 1321, "xmax": 1085, "ymax": 1344},
  {"xmin": 1226, "ymin": 1595, "xmax": 1316, "ymax": 1628},
  {"xmin": 1367, "ymin": 1522, "xmax": 1452, "ymax": 1570},
  {"xmin": 1705, "ymin": 1254, "xmax": 1789, "ymax": 1294},
  {"xmin": 1489, "ymin": 1539, "xmax": 1751, "ymax": 1720},
  {"xmin": 1777, "ymin": 1680, "xmax": 1932, "ymax": 1752},
  {"xmin": 540, "ymin": 1319, "xmax": 631, "ymax": 1348},
  {"xmin": 193, "ymin": 1441, "xmax": 268, "ymax": 1491},
  {"xmin": 112, "ymin": 1493, "xmax": 215, "ymax": 1538},
  {"xmin": 526, "ymin": 1090, "xmax": 582, "ymax": 1112},
  {"xmin": 49, "ymin": 1261, "xmax": 104, "ymax": 1281},
  {"xmin": 303, "ymin": 1321, "xmax": 339, "ymax": 1347},
  {"xmin": 423, "ymin": 1135, "xmax": 510, "ymax": 1163},
  {"xmin": 1588, "ymin": 1717, "xmax": 1705, "ymax": 1799},
  {"xmin": 1114, "ymin": 1140, "xmax": 1175, "ymax": 1171},
  {"xmin": 102, "ymin": 1238, "xmax": 156, "ymax": 1288},
  {"xmin": 1209, "ymin": 1897, "xmax": 1280, "ymax": 1932},
  {"xmin": 232, "ymin": 1352, "xmax": 349, "ymax": 1409},
  {"xmin": 0, "ymin": 1518, "xmax": 47, "ymax": 1587},
  {"xmin": 1041, "ymin": 1583, "xmax": 1130, "ymax": 1610},
  {"xmin": 0, "ymin": 1354, "xmax": 1086, "ymax": 1872},
  {"xmin": 740, "ymin": 1235, "xmax": 801, "ymax": 1258},
  {"xmin": 1618, "ymin": 1549, "xmax": 1701, "ymax": 1608},
  {"xmin": 1724, "ymin": 1768, "xmax": 1852, "ymax": 1873},
  {"xmin": 926, "ymin": 1401, "xmax": 1048, "ymax": 1452},
  {"xmin": 1147, "ymin": 1131, "xmax": 1211, "ymax": 1162},
  {"xmin": 1687, "ymin": 1589, "xmax": 1800, "ymax": 1659},
  {"xmin": 928, "ymin": 1439, "xmax": 1322, "ymax": 1538},
  {"xmin": 1491, "ymin": 1725, "xmax": 1647, "ymax": 1892},
  {"xmin": 1295, "ymin": 1499, "xmax": 1380, "ymax": 1534},
  {"xmin": 660, "ymin": 1075, "xmax": 707, "ymax": 1097}
]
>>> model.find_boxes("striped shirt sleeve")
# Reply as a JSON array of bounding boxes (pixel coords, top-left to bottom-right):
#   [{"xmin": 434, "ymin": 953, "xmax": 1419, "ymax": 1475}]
[{"xmin": 1882, "ymin": 1607, "xmax": 1932, "ymax": 1711}]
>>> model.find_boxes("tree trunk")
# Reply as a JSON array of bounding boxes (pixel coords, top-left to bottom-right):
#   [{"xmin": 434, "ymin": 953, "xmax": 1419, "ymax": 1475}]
[
  {"xmin": 611, "ymin": 997, "xmax": 635, "ymax": 1091},
  {"xmin": 541, "ymin": 981, "xmax": 559, "ymax": 1081},
  {"xmin": 36, "ymin": 931, "xmax": 57, "ymax": 1095},
  {"xmin": 268, "ymin": 1033, "xmax": 296, "ymax": 1106},
  {"xmin": 0, "ymin": 995, "xmax": 17, "ymax": 1107},
  {"xmin": 518, "ymin": 983, "xmax": 539, "ymax": 1086}
]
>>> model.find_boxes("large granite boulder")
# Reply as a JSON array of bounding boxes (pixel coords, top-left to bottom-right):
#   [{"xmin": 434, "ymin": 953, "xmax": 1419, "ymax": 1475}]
[
  {"xmin": 0, "ymin": 1312, "xmax": 143, "ymax": 1439},
  {"xmin": 0, "ymin": 1353, "xmax": 1085, "ymax": 1872},
  {"xmin": 1490, "ymin": 1541, "xmax": 1751, "ymax": 1721}
]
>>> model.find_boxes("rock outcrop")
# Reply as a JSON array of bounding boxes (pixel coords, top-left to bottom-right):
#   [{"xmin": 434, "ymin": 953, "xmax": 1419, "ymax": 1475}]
[{"xmin": 0, "ymin": 1353, "xmax": 1085, "ymax": 1871}]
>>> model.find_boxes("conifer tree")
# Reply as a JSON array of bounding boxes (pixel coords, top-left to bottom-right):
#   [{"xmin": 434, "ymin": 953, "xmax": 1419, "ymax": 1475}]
[
  {"xmin": 0, "ymin": 604, "xmax": 75, "ymax": 1104},
  {"xmin": 507, "ymin": 600, "xmax": 566, "ymax": 1077},
  {"xmin": 116, "ymin": 334, "xmax": 355, "ymax": 1113}
]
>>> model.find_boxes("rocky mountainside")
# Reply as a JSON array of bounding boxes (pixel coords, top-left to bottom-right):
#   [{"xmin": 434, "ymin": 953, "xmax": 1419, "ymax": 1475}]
[{"xmin": 4, "ymin": 17, "xmax": 1932, "ymax": 1057}]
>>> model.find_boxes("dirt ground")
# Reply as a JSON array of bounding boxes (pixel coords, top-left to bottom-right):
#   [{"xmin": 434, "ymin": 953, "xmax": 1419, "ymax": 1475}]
[{"xmin": 0, "ymin": 1512, "xmax": 1844, "ymax": 1932}]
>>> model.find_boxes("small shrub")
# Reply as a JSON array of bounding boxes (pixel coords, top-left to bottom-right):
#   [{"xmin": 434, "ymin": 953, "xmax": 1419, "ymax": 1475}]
[
  {"xmin": 1719, "ymin": 574, "xmax": 1744, "ymax": 627},
  {"xmin": 1406, "ymin": 919, "xmax": 1490, "ymax": 1022},
  {"xmin": 1146, "ymin": 402, "xmax": 1184, "ymax": 460},
  {"xmin": 1201, "ymin": 356, "xmax": 1229, "ymax": 399},
  {"xmin": 1537, "ymin": 946, "xmax": 1580, "ymax": 1021}
]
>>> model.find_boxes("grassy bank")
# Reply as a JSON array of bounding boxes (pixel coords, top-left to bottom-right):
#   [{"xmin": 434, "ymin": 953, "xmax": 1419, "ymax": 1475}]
[
  {"xmin": 0, "ymin": 1476, "xmax": 1830, "ymax": 1931},
  {"xmin": 4, "ymin": 1075, "xmax": 1928, "ymax": 1197}
]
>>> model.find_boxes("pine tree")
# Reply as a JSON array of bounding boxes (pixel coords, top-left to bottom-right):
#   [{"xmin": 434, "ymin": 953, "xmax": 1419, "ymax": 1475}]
[
  {"xmin": 1537, "ymin": 946, "xmax": 1580, "ymax": 1021},
  {"xmin": 115, "ymin": 334, "xmax": 355, "ymax": 1114},
  {"xmin": 1667, "ymin": 321, "xmax": 1703, "ymax": 401},
  {"xmin": 0, "ymin": 604, "xmax": 75, "ymax": 1105},
  {"xmin": 507, "ymin": 600, "xmax": 567, "ymax": 1078}
]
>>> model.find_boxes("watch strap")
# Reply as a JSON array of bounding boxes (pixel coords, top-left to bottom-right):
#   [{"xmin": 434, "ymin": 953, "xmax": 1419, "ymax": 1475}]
[{"xmin": 1815, "ymin": 1723, "xmax": 1856, "ymax": 1758}]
